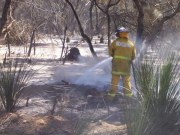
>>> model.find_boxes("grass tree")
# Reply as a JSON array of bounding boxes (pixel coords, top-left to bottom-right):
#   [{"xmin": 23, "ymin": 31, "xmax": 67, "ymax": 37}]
[
  {"xmin": 0, "ymin": 59, "xmax": 33, "ymax": 112},
  {"xmin": 125, "ymin": 54, "xmax": 180, "ymax": 135}
]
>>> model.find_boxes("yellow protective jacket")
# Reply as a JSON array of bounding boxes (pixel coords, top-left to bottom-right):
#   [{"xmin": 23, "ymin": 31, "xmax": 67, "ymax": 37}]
[{"xmin": 109, "ymin": 37, "xmax": 136, "ymax": 75}]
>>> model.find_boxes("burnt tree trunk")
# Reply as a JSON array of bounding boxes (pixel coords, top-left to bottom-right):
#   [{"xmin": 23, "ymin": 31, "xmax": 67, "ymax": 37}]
[
  {"xmin": 65, "ymin": 0, "xmax": 97, "ymax": 57},
  {"xmin": 133, "ymin": 0, "xmax": 144, "ymax": 47},
  {"xmin": 28, "ymin": 30, "xmax": 35, "ymax": 57},
  {"xmin": 107, "ymin": 13, "xmax": 111, "ymax": 47},
  {"xmin": 0, "ymin": 0, "xmax": 12, "ymax": 35},
  {"xmin": 89, "ymin": 0, "xmax": 94, "ymax": 38}
]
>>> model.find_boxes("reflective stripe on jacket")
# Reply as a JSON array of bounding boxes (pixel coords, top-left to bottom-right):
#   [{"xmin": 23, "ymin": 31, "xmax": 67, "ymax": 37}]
[{"xmin": 109, "ymin": 37, "xmax": 136, "ymax": 75}]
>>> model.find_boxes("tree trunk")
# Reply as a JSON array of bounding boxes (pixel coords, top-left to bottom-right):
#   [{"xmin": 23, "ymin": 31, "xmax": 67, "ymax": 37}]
[
  {"xmin": 89, "ymin": 1, "xmax": 94, "ymax": 38},
  {"xmin": 107, "ymin": 13, "xmax": 111, "ymax": 47},
  {"xmin": 0, "ymin": 0, "xmax": 12, "ymax": 35},
  {"xmin": 7, "ymin": 32, "xmax": 11, "ymax": 57},
  {"xmin": 65, "ymin": 0, "xmax": 97, "ymax": 57},
  {"xmin": 60, "ymin": 26, "xmax": 67, "ymax": 62},
  {"xmin": 95, "ymin": 6, "xmax": 99, "ymax": 35},
  {"xmin": 28, "ymin": 30, "xmax": 35, "ymax": 57},
  {"xmin": 33, "ymin": 37, "xmax": 36, "ymax": 55},
  {"xmin": 133, "ymin": 0, "xmax": 144, "ymax": 48}
]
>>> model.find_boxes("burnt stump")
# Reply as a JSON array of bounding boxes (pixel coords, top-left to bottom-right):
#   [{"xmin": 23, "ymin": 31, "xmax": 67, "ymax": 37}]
[{"xmin": 66, "ymin": 47, "xmax": 80, "ymax": 61}]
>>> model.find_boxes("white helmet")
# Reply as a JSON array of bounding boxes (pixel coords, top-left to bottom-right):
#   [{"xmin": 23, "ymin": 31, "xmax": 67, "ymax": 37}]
[
  {"xmin": 115, "ymin": 27, "xmax": 129, "ymax": 37},
  {"xmin": 115, "ymin": 27, "xmax": 129, "ymax": 34}
]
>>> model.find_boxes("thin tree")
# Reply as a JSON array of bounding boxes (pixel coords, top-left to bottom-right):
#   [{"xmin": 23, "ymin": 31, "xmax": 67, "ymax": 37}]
[
  {"xmin": 94, "ymin": 0, "xmax": 121, "ymax": 47},
  {"xmin": 65, "ymin": 0, "xmax": 97, "ymax": 57}
]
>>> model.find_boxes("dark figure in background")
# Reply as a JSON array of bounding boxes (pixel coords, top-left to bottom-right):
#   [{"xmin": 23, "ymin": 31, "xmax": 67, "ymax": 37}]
[{"xmin": 66, "ymin": 47, "xmax": 80, "ymax": 61}]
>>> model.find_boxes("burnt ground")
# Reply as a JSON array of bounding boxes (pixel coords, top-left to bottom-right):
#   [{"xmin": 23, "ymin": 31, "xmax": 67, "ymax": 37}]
[
  {"xmin": 0, "ymin": 38, "xmax": 129, "ymax": 135},
  {"xmin": 0, "ymin": 82, "xmax": 129, "ymax": 135}
]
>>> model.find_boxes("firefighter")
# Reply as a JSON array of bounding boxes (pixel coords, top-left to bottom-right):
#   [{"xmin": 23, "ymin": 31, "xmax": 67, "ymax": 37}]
[{"xmin": 108, "ymin": 27, "xmax": 136, "ymax": 99}]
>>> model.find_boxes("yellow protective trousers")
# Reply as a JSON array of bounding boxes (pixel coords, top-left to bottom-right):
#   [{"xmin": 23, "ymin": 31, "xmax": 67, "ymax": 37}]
[{"xmin": 109, "ymin": 74, "xmax": 132, "ymax": 97}]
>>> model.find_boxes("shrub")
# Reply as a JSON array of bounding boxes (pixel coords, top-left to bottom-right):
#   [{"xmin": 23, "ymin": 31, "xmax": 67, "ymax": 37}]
[
  {"xmin": 125, "ymin": 55, "xmax": 180, "ymax": 135},
  {"xmin": 0, "ymin": 59, "xmax": 33, "ymax": 112}
]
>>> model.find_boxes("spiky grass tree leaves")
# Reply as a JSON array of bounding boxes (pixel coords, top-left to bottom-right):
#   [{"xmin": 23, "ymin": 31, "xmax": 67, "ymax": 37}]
[
  {"xmin": 0, "ymin": 59, "xmax": 33, "ymax": 112},
  {"xmin": 126, "ymin": 54, "xmax": 180, "ymax": 135}
]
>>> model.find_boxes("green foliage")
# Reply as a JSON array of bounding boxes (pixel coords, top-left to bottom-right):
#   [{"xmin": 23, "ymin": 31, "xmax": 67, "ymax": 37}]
[
  {"xmin": 125, "ymin": 55, "xmax": 180, "ymax": 135},
  {"xmin": 0, "ymin": 59, "xmax": 33, "ymax": 112}
]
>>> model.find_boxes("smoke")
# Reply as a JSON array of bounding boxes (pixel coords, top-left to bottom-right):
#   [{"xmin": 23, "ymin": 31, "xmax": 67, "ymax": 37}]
[
  {"xmin": 51, "ymin": 56, "xmax": 111, "ymax": 88},
  {"xmin": 52, "ymin": 29, "xmax": 179, "ymax": 91},
  {"xmin": 74, "ymin": 57, "xmax": 112, "ymax": 89}
]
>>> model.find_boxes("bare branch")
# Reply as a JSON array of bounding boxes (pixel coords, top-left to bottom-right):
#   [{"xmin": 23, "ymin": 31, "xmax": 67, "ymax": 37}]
[
  {"xmin": 163, "ymin": 1, "xmax": 180, "ymax": 22},
  {"xmin": 94, "ymin": 0, "xmax": 107, "ymax": 13},
  {"xmin": 109, "ymin": 0, "xmax": 121, "ymax": 7}
]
